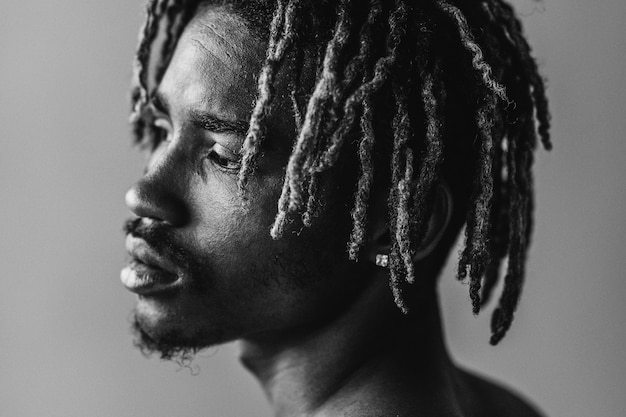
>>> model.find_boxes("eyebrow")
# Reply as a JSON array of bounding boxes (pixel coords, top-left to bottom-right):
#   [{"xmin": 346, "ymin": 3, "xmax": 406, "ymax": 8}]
[
  {"xmin": 189, "ymin": 110, "xmax": 249, "ymax": 137},
  {"xmin": 150, "ymin": 90, "xmax": 249, "ymax": 137},
  {"xmin": 150, "ymin": 91, "xmax": 171, "ymax": 115}
]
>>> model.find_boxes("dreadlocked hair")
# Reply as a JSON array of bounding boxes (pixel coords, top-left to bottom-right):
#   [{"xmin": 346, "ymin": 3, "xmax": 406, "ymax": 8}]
[{"xmin": 130, "ymin": 0, "xmax": 551, "ymax": 344}]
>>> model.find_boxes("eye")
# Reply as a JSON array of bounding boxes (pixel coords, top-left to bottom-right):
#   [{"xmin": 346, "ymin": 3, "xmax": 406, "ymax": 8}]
[
  {"xmin": 152, "ymin": 119, "xmax": 172, "ymax": 144},
  {"xmin": 207, "ymin": 144, "xmax": 241, "ymax": 171},
  {"xmin": 138, "ymin": 118, "xmax": 172, "ymax": 153}
]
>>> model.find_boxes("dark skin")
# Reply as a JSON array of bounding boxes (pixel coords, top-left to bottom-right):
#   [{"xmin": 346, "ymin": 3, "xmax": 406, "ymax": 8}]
[{"xmin": 123, "ymin": 5, "xmax": 544, "ymax": 416}]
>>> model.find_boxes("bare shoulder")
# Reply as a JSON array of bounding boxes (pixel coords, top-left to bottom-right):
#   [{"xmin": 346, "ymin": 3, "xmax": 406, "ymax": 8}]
[{"xmin": 460, "ymin": 368, "xmax": 546, "ymax": 417}]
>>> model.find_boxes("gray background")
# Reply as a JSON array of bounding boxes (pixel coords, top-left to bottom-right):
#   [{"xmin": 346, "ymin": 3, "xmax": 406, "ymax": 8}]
[{"xmin": 1, "ymin": 0, "xmax": 624, "ymax": 416}]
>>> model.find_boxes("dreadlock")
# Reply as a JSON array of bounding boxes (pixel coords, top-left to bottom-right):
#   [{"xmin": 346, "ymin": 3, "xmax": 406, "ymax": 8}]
[{"xmin": 130, "ymin": 0, "xmax": 551, "ymax": 344}]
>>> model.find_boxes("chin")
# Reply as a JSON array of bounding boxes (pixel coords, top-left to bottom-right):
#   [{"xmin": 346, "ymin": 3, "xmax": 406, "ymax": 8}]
[{"xmin": 130, "ymin": 296, "xmax": 228, "ymax": 362}]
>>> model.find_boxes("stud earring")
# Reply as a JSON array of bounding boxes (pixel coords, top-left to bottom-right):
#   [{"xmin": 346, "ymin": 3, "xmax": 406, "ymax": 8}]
[{"xmin": 375, "ymin": 254, "xmax": 389, "ymax": 268}]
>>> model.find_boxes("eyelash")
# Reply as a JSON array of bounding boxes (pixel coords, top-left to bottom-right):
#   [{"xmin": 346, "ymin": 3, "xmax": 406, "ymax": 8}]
[
  {"xmin": 146, "ymin": 119, "xmax": 241, "ymax": 172},
  {"xmin": 207, "ymin": 149, "xmax": 241, "ymax": 171},
  {"xmin": 137, "ymin": 119, "xmax": 170, "ymax": 151}
]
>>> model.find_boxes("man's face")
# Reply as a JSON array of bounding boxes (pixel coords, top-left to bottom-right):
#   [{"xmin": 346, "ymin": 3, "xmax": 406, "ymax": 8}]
[{"xmin": 123, "ymin": 5, "xmax": 369, "ymax": 357}]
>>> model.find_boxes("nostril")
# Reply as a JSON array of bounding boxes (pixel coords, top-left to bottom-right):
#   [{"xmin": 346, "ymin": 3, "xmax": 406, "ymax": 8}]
[{"xmin": 124, "ymin": 180, "xmax": 189, "ymax": 227}]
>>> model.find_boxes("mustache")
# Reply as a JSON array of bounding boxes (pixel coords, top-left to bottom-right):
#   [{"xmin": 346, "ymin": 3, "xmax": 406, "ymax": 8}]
[{"xmin": 123, "ymin": 218, "xmax": 192, "ymax": 269}]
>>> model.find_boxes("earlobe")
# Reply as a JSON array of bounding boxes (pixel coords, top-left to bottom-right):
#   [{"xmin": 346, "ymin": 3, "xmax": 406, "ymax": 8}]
[{"xmin": 365, "ymin": 182, "xmax": 453, "ymax": 265}]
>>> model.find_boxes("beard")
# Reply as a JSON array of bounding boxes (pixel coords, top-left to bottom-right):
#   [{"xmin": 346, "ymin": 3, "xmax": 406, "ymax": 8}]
[
  {"xmin": 130, "ymin": 311, "xmax": 225, "ymax": 364},
  {"xmin": 130, "ymin": 314, "xmax": 199, "ymax": 363},
  {"xmin": 124, "ymin": 218, "xmax": 225, "ymax": 362},
  {"xmin": 122, "ymin": 212, "xmax": 357, "ymax": 363}
]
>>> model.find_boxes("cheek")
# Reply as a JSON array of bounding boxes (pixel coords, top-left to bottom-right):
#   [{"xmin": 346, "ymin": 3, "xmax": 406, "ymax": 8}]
[
  {"xmin": 187, "ymin": 175, "xmax": 283, "ymax": 272},
  {"xmin": 176, "ymin": 174, "xmax": 370, "ymax": 333},
  {"xmin": 184, "ymin": 153, "xmax": 355, "ymax": 282}
]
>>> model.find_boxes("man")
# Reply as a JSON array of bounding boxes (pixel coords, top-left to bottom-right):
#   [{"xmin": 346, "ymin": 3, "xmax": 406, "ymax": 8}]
[{"xmin": 122, "ymin": 0, "xmax": 551, "ymax": 415}]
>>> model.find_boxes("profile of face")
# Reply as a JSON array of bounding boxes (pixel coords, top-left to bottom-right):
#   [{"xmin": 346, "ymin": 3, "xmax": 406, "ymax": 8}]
[{"xmin": 122, "ymin": 5, "xmax": 373, "ymax": 358}]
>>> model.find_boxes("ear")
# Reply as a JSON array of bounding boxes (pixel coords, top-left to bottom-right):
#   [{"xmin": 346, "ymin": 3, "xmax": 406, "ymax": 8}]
[{"xmin": 365, "ymin": 182, "xmax": 453, "ymax": 263}]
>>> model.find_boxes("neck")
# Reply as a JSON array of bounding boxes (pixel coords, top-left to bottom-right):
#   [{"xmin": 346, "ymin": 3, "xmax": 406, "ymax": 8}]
[{"xmin": 238, "ymin": 277, "xmax": 464, "ymax": 417}]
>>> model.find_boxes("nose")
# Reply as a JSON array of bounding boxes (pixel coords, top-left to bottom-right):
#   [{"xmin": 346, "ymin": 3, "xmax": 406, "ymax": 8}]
[{"xmin": 125, "ymin": 156, "xmax": 190, "ymax": 227}]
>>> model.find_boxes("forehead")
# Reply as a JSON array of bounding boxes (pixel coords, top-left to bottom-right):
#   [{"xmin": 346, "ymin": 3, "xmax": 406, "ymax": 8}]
[
  {"xmin": 158, "ymin": 5, "xmax": 266, "ymax": 122},
  {"xmin": 187, "ymin": 4, "xmax": 265, "ymax": 67}
]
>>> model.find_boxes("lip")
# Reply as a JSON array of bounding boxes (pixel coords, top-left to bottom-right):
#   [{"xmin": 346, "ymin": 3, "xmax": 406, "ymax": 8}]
[{"xmin": 121, "ymin": 235, "xmax": 181, "ymax": 295}]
